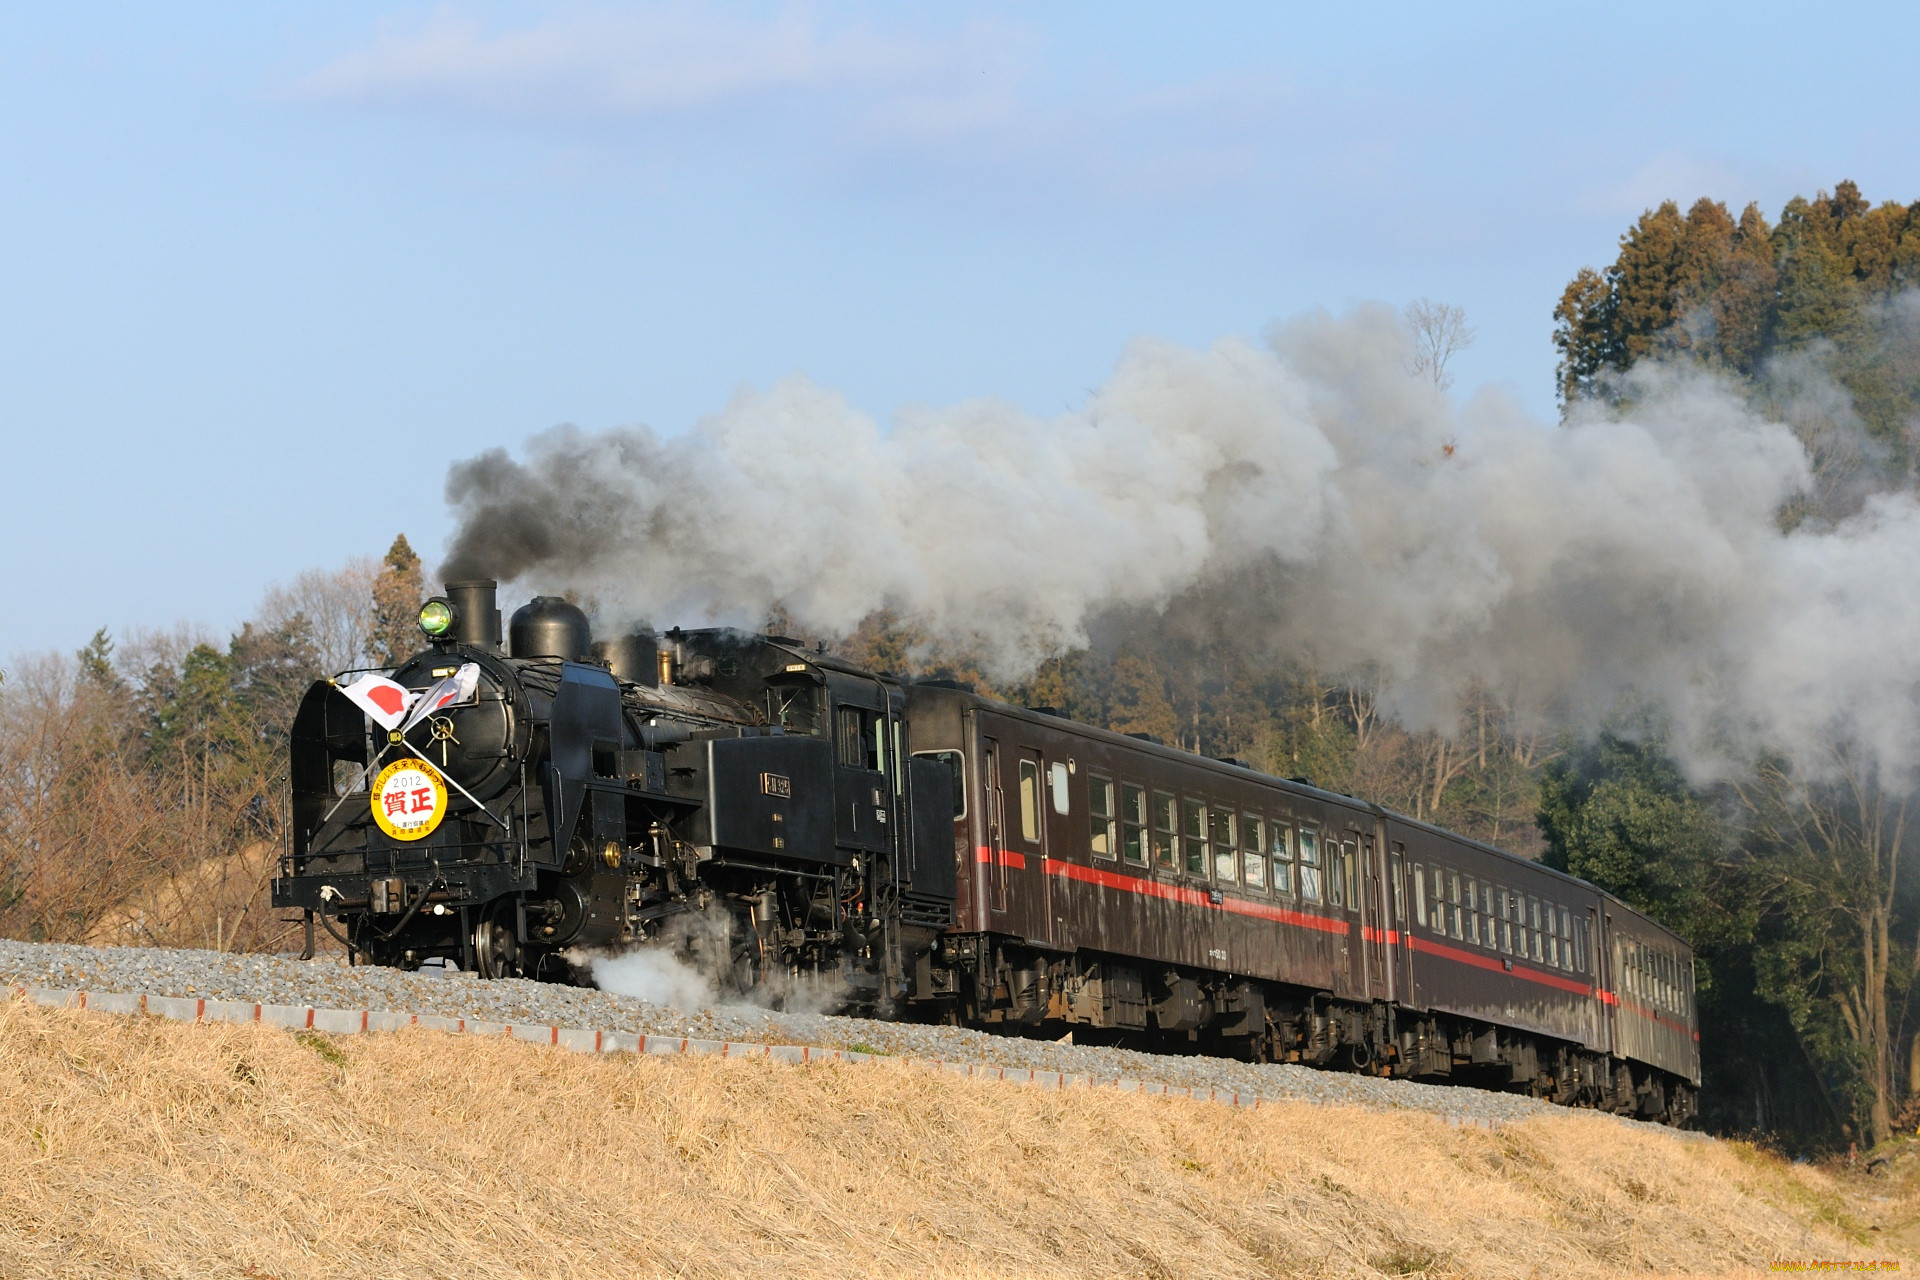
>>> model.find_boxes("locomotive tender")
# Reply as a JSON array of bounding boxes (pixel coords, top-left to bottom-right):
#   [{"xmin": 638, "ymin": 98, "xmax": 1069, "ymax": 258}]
[{"xmin": 273, "ymin": 580, "xmax": 1700, "ymax": 1124}]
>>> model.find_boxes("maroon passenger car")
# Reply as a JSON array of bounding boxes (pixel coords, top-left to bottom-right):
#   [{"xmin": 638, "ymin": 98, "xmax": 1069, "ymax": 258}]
[{"xmin": 905, "ymin": 684, "xmax": 1699, "ymax": 1124}]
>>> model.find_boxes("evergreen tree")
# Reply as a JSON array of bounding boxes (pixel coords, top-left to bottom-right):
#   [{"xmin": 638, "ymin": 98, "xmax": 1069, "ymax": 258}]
[{"xmin": 369, "ymin": 534, "xmax": 425, "ymax": 668}]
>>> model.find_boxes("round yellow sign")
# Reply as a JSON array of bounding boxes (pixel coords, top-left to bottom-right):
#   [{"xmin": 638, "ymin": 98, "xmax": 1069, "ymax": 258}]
[{"xmin": 370, "ymin": 758, "xmax": 449, "ymax": 841}]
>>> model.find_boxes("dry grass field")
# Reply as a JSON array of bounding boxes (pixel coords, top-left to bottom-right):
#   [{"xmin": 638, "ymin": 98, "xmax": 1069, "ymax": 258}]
[{"xmin": 0, "ymin": 998, "xmax": 1890, "ymax": 1279}]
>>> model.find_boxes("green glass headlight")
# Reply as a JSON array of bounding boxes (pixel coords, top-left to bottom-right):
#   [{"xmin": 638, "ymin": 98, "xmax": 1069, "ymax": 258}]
[{"xmin": 418, "ymin": 598, "xmax": 455, "ymax": 638}]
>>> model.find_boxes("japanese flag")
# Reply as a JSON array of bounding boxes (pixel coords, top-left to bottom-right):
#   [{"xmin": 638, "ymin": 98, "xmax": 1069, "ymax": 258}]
[
  {"xmin": 337, "ymin": 673, "xmax": 419, "ymax": 731},
  {"xmin": 399, "ymin": 662, "xmax": 481, "ymax": 734}
]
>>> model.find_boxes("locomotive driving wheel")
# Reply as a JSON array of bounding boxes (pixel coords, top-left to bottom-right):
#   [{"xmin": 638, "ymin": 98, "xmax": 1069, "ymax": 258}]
[{"xmin": 472, "ymin": 902, "xmax": 523, "ymax": 979}]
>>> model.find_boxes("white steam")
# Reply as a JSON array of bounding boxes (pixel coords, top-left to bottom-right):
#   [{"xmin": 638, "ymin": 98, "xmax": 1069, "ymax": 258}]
[
  {"xmin": 443, "ymin": 304, "xmax": 1920, "ymax": 781},
  {"xmin": 577, "ymin": 947, "xmax": 717, "ymax": 1011}
]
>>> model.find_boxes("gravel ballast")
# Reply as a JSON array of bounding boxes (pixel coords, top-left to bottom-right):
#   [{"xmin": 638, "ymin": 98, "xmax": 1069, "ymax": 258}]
[{"xmin": 0, "ymin": 939, "xmax": 1674, "ymax": 1133}]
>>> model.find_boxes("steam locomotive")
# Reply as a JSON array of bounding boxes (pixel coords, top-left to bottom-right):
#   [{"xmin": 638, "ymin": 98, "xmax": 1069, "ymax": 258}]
[{"xmin": 272, "ymin": 579, "xmax": 1700, "ymax": 1124}]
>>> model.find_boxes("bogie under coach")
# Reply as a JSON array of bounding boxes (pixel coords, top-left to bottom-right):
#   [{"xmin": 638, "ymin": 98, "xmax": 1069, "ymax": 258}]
[{"xmin": 273, "ymin": 581, "xmax": 1699, "ymax": 1124}]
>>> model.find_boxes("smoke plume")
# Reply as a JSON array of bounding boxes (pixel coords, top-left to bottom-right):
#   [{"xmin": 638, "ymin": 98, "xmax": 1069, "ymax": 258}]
[{"xmin": 442, "ymin": 304, "xmax": 1920, "ymax": 781}]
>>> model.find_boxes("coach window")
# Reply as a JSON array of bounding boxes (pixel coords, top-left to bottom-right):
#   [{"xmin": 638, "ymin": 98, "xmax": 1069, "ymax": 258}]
[
  {"xmin": 1211, "ymin": 809, "xmax": 1238, "ymax": 882},
  {"xmin": 1559, "ymin": 907, "xmax": 1574, "ymax": 972},
  {"xmin": 1431, "ymin": 866, "xmax": 1445, "ymax": 932},
  {"xmin": 1328, "ymin": 841, "xmax": 1346, "ymax": 908},
  {"xmin": 1497, "ymin": 889, "xmax": 1513, "ymax": 955},
  {"xmin": 1274, "ymin": 823, "xmax": 1296, "ymax": 897},
  {"xmin": 1242, "ymin": 815, "xmax": 1268, "ymax": 891},
  {"xmin": 1543, "ymin": 902, "xmax": 1560, "ymax": 968},
  {"xmin": 1443, "ymin": 871, "xmax": 1459, "ymax": 939},
  {"xmin": 1341, "ymin": 840, "xmax": 1360, "ymax": 911},
  {"xmin": 1088, "ymin": 775, "xmax": 1117, "ymax": 860},
  {"xmin": 1121, "ymin": 784, "xmax": 1148, "ymax": 866},
  {"xmin": 1298, "ymin": 829, "xmax": 1322, "ymax": 902},
  {"xmin": 1050, "ymin": 762, "xmax": 1071, "ymax": 817},
  {"xmin": 1412, "ymin": 861, "xmax": 1427, "ymax": 926},
  {"xmin": 1528, "ymin": 899, "xmax": 1544, "ymax": 962},
  {"xmin": 1464, "ymin": 877, "xmax": 1481, "ymax": 945},
  {"xmin": 1018, "ymin": 761, "xmax": 1042, "ymax": 844},
  {"xmin": 1389, "ymin": 848, "xmax": 1406, "ymax": 925},
  {"xmin": 1182, "ymin": 799, "xmax": 1210, "ymax": 877},
  {"xmin": 1152, "ymin": 793, "xmax": 1178, "ymax": 869}
]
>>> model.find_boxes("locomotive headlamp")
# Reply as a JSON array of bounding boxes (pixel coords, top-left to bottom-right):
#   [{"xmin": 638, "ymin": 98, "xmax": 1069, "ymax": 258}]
[{"xmin": 418, "ymin": 598, "xmax": 455, "ymax": 639}]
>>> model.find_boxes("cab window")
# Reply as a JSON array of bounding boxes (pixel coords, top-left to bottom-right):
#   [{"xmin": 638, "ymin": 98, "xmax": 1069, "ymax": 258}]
[{"xmin": 837, "ymin": 706, "xmax": 880, "ymax": 770}]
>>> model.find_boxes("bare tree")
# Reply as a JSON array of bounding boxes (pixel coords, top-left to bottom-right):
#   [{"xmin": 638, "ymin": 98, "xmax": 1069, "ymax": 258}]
[
  {"xmin": 1406, "ymin": 298, "xmax": 1476, "ymax": 392},
  {"xmin": 258, "ymin": 558, "xmax": 380, "ymax": 675}
]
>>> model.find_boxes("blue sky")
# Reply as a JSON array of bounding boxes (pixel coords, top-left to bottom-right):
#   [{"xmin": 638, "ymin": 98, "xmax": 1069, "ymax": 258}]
[{"xmin": 4, "ymin": 2, "xmax": 1917, "ymax": 658}]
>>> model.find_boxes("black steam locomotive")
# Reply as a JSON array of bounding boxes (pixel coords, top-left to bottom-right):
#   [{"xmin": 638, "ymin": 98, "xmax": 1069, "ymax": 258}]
[{"xmin": 273, "ymin": 579, "xmax": 1700, "ymax": 1124}]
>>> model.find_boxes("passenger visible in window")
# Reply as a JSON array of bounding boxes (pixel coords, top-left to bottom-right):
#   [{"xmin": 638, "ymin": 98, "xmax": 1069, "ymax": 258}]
[
  {"xmin": 1211, "ymin": 809, "xmax": 1238, "ymax": 882},
  {"xmin": 837, "ymin": 707, "xmax": 870, "ymax": 769},
  {"xmin": 1152, "ymin": 793, "xmax": 1177, "ymax": 869},
  {"xmin": 1242, "ymin": 816, "xmax": 1267, "ymax": 891},
  {"xmin": 1298, "ymin": 829, "xmax": 1322, "ymax": 902},
  {"xmin": 1088, "ymin": 776, "xmax": 1117, "ymax": 860},
  {"xmin": 1121, "ymin": 784, "xmax": 1147, "ymax": 866},
  {"xmin": 1274, "ymin": 824, "xmax": 1296, "ymax": 897}
]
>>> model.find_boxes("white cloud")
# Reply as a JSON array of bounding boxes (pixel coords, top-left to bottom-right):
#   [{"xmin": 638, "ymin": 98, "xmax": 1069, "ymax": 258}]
[
  {"xmin": 294, "ymin": 4, "xmax": 1293, "ymax": 196},
  {"xmin": 298, "ymin": 4, "xmax": 1028, "ymax": 121}
]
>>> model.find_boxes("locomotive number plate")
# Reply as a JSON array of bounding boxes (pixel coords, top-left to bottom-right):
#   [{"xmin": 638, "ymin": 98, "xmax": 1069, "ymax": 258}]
[{"xmin": 760, "ymin": 772, "xmax": 792, "ymax": 798}]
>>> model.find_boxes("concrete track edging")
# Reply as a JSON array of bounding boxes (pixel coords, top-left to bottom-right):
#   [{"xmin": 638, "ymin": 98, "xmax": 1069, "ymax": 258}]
[{"xmin": 8, "ymin": 983, "xmax": 1522, "ymax": 1129}]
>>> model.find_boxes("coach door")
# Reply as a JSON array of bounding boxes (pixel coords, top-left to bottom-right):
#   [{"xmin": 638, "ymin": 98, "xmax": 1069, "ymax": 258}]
[
  {"xmin": 1360, "ymin": 834, "xmax": 1390, "ymax": 1001},
  {"xmin": 1011, "ymin": 745, "xmax": 1055, "ymax": 947},
  {"xmin": 1388, "ymin": 842, "xmax": 1414, "ymax": 1005},
  {"xmin": 982, "ymin": 738, "xmax": 1010, "ymax": 917}
]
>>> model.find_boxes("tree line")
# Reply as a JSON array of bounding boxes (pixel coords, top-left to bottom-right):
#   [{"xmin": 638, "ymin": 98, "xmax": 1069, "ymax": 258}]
[{"xmin": 0, "ymin": 537, "xmax": 424, "ymax": 957}]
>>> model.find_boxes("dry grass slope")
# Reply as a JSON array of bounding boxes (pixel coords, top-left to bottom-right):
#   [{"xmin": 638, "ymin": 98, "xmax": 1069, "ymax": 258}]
[{"xmin": 0, "ymin": 1001, "xmax": 1875, "ymax": 1278}]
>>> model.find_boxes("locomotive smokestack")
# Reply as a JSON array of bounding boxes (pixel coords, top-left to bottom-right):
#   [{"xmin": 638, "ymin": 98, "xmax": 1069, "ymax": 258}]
[{"xmin": 444, "ymin": 580, "xmax": 502, "ymax": 651}]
